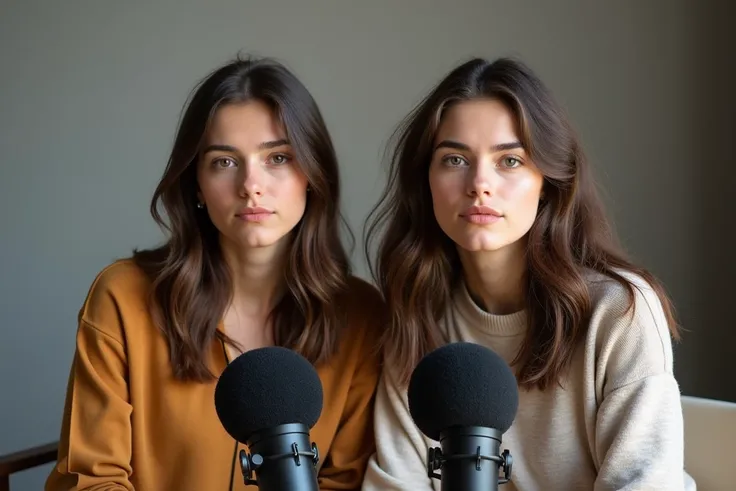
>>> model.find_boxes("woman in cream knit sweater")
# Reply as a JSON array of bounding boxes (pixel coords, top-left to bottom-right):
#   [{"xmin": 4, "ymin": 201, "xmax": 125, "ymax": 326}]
[{"xmin": 361, "ymin": 57, "xmax": 695, "ymax": 490}]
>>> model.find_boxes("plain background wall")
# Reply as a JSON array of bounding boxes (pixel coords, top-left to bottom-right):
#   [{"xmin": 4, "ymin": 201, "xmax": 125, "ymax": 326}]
[{"xmin": 1, "ymin": 1, "xmax": 733, "ymax": 489}]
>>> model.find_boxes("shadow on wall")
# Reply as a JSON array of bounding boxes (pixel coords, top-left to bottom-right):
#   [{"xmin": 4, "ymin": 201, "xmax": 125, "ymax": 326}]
[{"xmin": 675, "ymin": 0, "xmax": 736, "ymax": 402}]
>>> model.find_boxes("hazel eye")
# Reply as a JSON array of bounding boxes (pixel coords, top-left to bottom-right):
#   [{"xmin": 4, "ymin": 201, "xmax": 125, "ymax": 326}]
[
  {"xmin": 501, "ymin": 156, "xmax": 522, "ymax": 168},
  {"xmin": 270, "ymin": 154, "xmax": 291, "ymax": 165},
  {"xmin": 443, "ymin": 155, "xmax": 468, "ymax": 167},
  {"xmin": 213, "ymin": 157, "xmax": 237, "ymax": 168}
]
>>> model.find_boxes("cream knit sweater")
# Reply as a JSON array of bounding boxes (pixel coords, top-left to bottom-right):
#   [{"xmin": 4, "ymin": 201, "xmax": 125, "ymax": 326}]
[{"xmin": 362, "ymin": 272, "xmax": 696, "ymax": 490}]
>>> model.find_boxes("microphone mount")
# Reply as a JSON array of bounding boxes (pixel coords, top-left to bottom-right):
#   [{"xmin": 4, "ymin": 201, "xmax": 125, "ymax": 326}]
[
  {"xmin": 427, "ymin": 446, "xmax": 512, "ymax": 483},
  {"xmin": 426, "ymin": 426, "xmax": 513, "ymax": 487},
  {"xmin": 240, "ymin": 442, "xmax": 319, "ymax": 485},
  {"xmin": 237, "ymin": 423, "xmax": 320, "ymax": 486}
]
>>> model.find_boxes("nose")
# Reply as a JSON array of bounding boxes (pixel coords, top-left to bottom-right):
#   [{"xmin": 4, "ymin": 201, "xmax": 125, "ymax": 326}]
[
  {"xmin": 239, "ymin": 159, "xmax": 263, "ymax": 197},
  {"xmin": 467, "ymin": 158, "xmax": 496, "ymax": 197}
]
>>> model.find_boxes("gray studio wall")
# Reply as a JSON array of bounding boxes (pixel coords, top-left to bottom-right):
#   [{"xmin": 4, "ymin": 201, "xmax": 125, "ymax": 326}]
[{"xmin": 1, "ymin": 1, "xmax": 733, "ymax": 489}]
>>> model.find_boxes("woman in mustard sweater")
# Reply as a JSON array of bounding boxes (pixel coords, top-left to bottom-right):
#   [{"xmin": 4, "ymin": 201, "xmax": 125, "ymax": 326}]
[
  {"xmin": 361, "ymin": 57, "xmax": 695, "ymax": 489},
  {"xmin": 46, "ymin": 56, "xmax": 383, "ymax": 490}
]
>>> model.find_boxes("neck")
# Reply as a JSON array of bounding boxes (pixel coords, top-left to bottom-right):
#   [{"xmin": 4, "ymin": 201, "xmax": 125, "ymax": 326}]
[
  {"xmin": 458, "ymin": 240, "xmax": 527, "ymax": 315},
  {"xmin": 220, "ymin": 237, "xmax": 288, "ymax": 317}
]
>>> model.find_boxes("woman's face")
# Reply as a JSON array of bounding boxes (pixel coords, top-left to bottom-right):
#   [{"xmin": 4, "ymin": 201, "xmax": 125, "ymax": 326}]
[
  {"xmin": 196, "ymin": 100, "xmax": 309, "ymax": 252},
  {"xmin": 428, "ymin": 98, "xmax": 544, "ymax": 255}
]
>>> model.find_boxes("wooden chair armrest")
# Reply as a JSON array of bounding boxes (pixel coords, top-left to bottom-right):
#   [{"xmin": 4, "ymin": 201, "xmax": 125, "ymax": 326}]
[{"xmin": 0, "ymin": 441, "xmax": 58, "ymax": 477}]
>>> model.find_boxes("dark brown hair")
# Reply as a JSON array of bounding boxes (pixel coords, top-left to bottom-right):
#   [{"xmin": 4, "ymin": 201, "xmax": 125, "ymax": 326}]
[
  {"xmin": 133, "ymin": 55, "xmax": 351, "ymax": 382},
  {"xmin": 365, "ymin": 57, "xmax": 679, "ymax": 390}
]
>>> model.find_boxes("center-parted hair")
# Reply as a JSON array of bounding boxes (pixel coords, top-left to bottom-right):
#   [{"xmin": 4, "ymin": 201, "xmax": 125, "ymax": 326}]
[
  {"xmin": 365, "ymin": 57, "xmax": 679, "ymax": 390},
  {"xmin": 133, "ymin": 55, "xmax": 352, "ymax": 381}
]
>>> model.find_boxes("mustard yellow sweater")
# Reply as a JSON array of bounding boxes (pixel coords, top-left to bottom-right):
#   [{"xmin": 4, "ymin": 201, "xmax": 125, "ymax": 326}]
[{"xmin": 46, "ymin": 259, "xmax": 383, "ymax": 490}]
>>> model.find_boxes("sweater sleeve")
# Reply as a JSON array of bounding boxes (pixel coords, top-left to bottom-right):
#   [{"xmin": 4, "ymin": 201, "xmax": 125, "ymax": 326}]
[
  {"xmin": 361, "ymin": 371, "xmax": 436, "ymax": 491},
  {"xmin": 45, "ymin": 275, "xmax": 133, "ymax": 491},
  {"xmin": 590, "ymin": 279, "xmax": 694, "ymax": 490}
]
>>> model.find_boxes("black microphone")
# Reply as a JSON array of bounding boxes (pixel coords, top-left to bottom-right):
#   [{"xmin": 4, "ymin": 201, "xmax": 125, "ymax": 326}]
[
  {"xmin": 214, "ymin": 346, "xmax": 323, "ymax": 490},
  {"xmin": 407, "ymin": 342, "xmax": 519, "ymax": 491}
]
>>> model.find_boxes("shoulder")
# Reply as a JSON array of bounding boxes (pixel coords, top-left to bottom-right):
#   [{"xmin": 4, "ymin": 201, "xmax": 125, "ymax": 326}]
[
  {"xmin": 584, "ymin": 268, "xmax": 671, "ymax": 337},
  {"xmin": 586, "ymin": 268, "xmax": 658, "ymax": 310},
  {"xmin": 78, "ymin": 258, "xmax": 152, "ymax": 339},
  {"xmin": 582, "ymin": 268, "xmax": 675, "ymax": 389}
]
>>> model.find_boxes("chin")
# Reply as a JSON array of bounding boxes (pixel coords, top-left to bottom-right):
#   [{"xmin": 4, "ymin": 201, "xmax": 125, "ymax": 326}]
[
  {"xmin": 457, "ymin": 242, "xmax": 508, "ymax": 253},
  {"xmin": 224, "ymin": 230, "xmax": 279, "ymax": 249},
  {"xmin": 242, "ymin": 236, "xmax": 281, "ymax": 249},
  {"xmin": 450, "ymin": 231, "xmax": 509, "ymax": 253}
]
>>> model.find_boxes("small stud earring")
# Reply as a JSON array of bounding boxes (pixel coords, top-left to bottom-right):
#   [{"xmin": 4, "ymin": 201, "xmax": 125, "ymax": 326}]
[{"xmin": 196, "ymin": 202, "xmax": 204, "ymax": 209}]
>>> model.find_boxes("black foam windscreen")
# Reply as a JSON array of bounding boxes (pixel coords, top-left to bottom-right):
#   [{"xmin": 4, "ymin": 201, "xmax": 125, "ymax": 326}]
[
  {"xmin": 407, "ymin": 342, "xmax": 519, "ymax": 441},
  {"xmin": 214, "ymin": 346, "xmax": 323, "ymax": 443}
]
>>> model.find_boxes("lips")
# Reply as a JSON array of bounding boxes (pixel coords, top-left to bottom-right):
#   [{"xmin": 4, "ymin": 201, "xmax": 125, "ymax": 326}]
[
  {"xmin": 461, "ymin": 205, "xmax": 503, "ymax": 225},
  {"xmin": 235, "ymin": 206, "xmax": 274, "ymax": 222},
  {"xmin": 462, "ymin": 205, "xmax": 503, "ymax": 217},
  {"xmin": 237, "ymin": 206, "xmax": 273, "ymax": 216}
]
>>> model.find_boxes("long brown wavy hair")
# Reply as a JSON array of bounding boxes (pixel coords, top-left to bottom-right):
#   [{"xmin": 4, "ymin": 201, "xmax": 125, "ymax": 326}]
[
  {"xmin": 365, "ymin": 57, "xmax": 680, "ymax": 390},
  {"xmin": 133, "ymin": 56, "xmax": 352, "ymax": 382}
]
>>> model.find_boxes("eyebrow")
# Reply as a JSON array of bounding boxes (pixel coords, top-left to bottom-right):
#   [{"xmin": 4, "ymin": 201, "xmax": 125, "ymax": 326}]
[
  {"xmin": 201, "ymin": 139, "xmax": 291, "ymax": 154},
  {"xmin": 434, "ymin": 140, "xmax": 523, "ymax": 152}
]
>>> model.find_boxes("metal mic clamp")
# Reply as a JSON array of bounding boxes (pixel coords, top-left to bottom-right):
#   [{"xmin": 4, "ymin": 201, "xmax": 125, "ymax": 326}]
[
  {"xmin": 240, "ymin": 450, "xmax": 263, "ymax": 486},
  {"xmin": 427, "ymin": 446, "xmax": 512, "ymax": 483},
  {"xmin": 239, "ymin": 441, "xmax": 320, "ymax": 485},
  {"xmin": 425, "ymin": 427, "xmax": 513, "ymax": 489}
]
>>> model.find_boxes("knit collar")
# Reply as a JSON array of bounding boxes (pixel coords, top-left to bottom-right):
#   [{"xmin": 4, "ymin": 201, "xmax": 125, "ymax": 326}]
[{"xmin": 452, "ymin": 280, "xmax": 528, "ymax": 337}]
